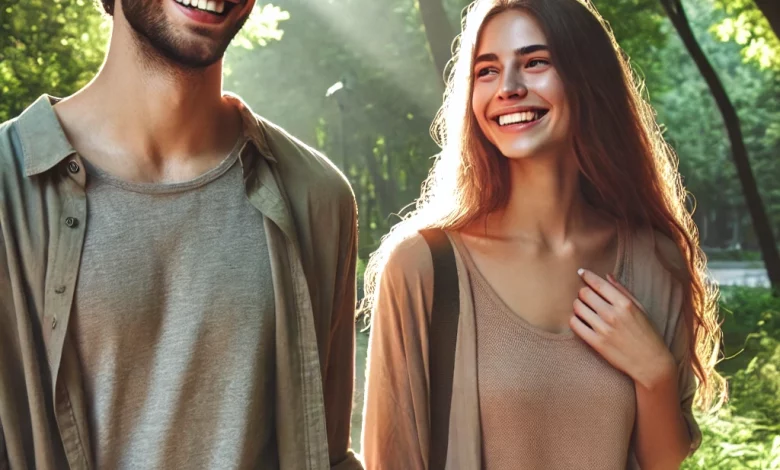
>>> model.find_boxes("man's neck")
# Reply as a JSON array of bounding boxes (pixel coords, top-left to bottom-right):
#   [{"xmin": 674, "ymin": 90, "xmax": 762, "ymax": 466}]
[{"xmin": 53, "ymin": 27, "xmax": 242, "ymax": 182}]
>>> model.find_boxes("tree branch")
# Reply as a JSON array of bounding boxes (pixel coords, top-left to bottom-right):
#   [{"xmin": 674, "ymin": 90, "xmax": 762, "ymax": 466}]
[{"xmin": 753, "ymin": 0, "xmax": 780, "ymax": 40}]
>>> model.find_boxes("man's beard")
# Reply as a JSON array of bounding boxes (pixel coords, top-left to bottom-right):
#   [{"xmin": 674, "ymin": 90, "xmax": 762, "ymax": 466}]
[{"xmin": 121, "ymin": 0, "xmax": 249, "ymax": 70}]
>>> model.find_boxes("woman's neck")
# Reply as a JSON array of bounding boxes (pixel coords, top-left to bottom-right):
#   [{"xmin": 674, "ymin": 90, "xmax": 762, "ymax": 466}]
[{"xmin": 481, "ymin": 154, "xmax": 597, "ymax": 248}]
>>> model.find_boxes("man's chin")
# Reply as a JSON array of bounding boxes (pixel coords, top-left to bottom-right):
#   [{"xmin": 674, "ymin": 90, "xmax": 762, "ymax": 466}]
[
  {"xmin": 167, "ymin": 51, "xmax": 224, "ymax": 69},
  {"xmin": 150, "ymin": 38, "xmax": 228, "ymax": 69},
  {"xmin": 123, "ymin": 3, "xmax": 235, "ymax": 71}
]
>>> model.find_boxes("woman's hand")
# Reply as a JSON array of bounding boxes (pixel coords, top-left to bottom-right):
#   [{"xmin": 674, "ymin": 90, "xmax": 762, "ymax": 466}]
[{"xmin": 570, "ymin": 269, "xmax": 676, "ymax": 390}]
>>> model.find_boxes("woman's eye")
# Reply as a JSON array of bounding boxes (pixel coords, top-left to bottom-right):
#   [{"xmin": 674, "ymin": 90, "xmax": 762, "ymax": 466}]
[
  {"xmin": 476, "ymin": 67, "xmax": 497, "ymax": 77},
  {"xmin": 527, "ymin": 59, "xmax": 550, "ymax": 68}
]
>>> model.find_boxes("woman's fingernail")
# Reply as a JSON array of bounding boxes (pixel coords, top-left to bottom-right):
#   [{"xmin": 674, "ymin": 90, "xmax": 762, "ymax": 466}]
[{"xmin": 577, "ymin": 268, "xmax": 584, "ymax": 276}]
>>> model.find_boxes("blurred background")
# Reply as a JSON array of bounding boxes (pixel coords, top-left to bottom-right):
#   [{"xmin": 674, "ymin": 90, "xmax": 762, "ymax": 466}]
[{"xmin": 1, "ymin": 0, "xmax": 779, "ymax": 466}]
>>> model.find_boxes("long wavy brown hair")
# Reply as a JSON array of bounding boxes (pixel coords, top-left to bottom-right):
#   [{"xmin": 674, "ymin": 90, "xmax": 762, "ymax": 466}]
[{"xmin": 363, "ymin": 0, "xmax": 726, "ymax": 410}]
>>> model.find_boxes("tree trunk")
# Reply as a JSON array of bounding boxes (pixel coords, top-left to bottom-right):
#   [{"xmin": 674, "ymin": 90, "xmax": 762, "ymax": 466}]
[
  {"xmin": 753, "ymin": 0, "xmax": 780, "ymax": 40},
  {"xmin": 363, "ymin": 139, "xmax": 397, "ymax": 226},
  {"xmin": 660, "ymin": 0, "xmax": 780, "ymax": 291},
  {"xmin": 417, "ymin": 0, "xmax": 457, "ymax": 87}
]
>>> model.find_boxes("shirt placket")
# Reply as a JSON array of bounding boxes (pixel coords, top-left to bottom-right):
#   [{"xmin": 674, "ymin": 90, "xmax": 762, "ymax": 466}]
[{"xmin": 42, "ymin": 155, "xmax": 90, "ymax": 469}]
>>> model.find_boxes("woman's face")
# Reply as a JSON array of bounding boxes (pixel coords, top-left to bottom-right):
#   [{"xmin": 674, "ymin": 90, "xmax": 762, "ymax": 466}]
[{"xmin": 471, "ymin": 9, "xmax": 571, "ymax": 161}]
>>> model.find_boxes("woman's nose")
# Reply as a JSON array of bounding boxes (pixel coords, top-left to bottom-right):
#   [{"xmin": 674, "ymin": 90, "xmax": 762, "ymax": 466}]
[{"xmin": 498, "ymin": 68, "xmax": 528, "ymax": 100}]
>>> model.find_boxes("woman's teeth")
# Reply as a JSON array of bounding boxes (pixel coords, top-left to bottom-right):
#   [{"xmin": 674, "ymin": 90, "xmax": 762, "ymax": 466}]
[
  {"xmin": 174, "ymin": 0, "xmax": 226, "ymax": 14},
  {"xmin": 498, "ymin": 110, "xmax": 546, "ymax": 126}
]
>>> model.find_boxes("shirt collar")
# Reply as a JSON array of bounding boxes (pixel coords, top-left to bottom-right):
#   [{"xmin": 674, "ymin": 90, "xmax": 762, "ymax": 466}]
[
  {"xmin": 19, "ymin": 92, "xmax": 276, "ymax": 177},
  {"xmin": 18, "ymin": 95, "xmax": 78, "ymax": 177},
  {"xmin": 223, "ymin": 91, "xmax": 277, "ymax": 164}
]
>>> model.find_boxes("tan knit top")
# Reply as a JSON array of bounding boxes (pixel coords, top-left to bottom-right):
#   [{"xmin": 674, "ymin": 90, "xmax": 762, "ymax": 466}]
[
  {"xmin": 361, "ymin": 227, "xmax": 702, "ymax": 470},
  {"xmin": 461, "ymin": 244, "xmax": 636, "ymax": 469}
]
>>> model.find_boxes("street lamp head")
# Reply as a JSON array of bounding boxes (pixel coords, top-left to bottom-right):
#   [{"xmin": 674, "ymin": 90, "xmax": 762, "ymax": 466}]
[{"xmin": 326, "ymin": 81, "xmax": 345, "ymax": 97}]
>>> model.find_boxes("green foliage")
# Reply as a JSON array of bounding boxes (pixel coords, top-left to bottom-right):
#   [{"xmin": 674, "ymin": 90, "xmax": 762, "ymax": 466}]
[
  {"xmin": 711, "ymin": 0, "xmax": 780, "ymax": 70},
  {"xmin": 0, "ymin": 0, "xmax": 109, "ymax": 122},
  {"xmin": 230, "ymin": 3, "xmax": 290, "ymax": 50},
  {"xmin": 0, "ymin": 0, "xmax": 288, "ymax": 123},
  {"xmin": 594, "ymin": 0, "xmax": 670, "ymax": 92},
  {"xmin": 683, "ymin": 286, "xmax": 780, "ymax": 469},
  {"xmin": 683, "ymin": 412, "xmax": 780, "ymax": 468},
  {"xmin": 718, "ymin": 288, "xmax": 780, "ymax": 442},
  {"xmin": 718, "ymin": 286, "xmax": 780, "ymax": 394}
]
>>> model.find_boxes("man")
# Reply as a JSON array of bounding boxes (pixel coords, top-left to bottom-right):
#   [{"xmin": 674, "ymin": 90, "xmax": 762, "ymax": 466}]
[{"xmin": 0, "ymin": 0, "xmax": 362, "ymax": 468}]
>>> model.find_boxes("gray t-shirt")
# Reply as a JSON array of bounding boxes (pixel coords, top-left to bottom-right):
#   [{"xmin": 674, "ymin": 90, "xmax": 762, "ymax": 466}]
[{"xmin": 72, "ymin": 140, "xmax": 278, "ymax": 469}]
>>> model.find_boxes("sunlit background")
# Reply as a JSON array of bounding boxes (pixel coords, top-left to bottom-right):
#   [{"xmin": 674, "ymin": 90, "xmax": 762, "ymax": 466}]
[{"xmin": 1, "ymin": 0, "xmax": 779, "ymax": 466}]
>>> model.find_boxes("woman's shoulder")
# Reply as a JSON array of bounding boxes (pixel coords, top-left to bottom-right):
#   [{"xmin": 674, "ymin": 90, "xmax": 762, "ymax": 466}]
[
  {"xmin": 372, "ymin": 231, "xmax": 443, "ymax": 324},
  {"xmin": 629, "ymin": 226, "xmax": 687, "ymax": 278},
  {"xmin": 381, "ymin": 231, "xmax": 437, "ymax": 287}
]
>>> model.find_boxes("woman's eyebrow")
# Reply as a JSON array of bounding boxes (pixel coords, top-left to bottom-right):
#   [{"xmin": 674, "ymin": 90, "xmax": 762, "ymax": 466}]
[{"xmin": 474, "ymin": 44, "xmax": 549, "ymax": 66}]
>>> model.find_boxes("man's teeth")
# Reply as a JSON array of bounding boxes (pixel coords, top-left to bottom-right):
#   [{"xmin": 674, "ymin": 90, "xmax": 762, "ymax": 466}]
[
  {"xmin": 498, "ymin": 111, "xmax": 543, "ymax": 126},
  {"xmin": 174, "ymin": 0, "xmax": 226, "ymax": 14}
]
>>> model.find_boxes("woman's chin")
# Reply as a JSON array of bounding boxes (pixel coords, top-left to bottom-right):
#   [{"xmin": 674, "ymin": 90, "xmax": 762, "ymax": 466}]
[{"xmin": 498, "ymin": 145, "xmax": 540, "ymax": 160}]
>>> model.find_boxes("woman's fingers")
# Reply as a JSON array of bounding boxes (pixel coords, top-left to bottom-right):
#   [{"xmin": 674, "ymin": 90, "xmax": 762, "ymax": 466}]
[
  {"xmin": 577, "ymin": 285, "xmax": 611, "ymax": 316},
  {"xmin": 607, "ymin": 273, "xmax": 645, "ymax": 313},
  {"xmin": 569, "ymin": 314, "xmax": 601, "ymax": 348},
  {"xmin": 572, "ymin": 298, "xmax": 608, "ymax": 333},
  {"xmin": 577, "ymin": 269, "xmax": 629, "ymax": 307}
]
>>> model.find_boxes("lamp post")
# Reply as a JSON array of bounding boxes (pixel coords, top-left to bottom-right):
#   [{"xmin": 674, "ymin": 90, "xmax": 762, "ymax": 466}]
[{"xmin": 326, "ymin": 80, "xmax": 346, "ymax": 170}]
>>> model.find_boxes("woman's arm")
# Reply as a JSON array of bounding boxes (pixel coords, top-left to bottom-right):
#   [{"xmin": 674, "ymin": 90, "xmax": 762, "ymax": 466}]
[
  {"xmin": 361, "ymin": 237, "xmax": 435, "ymax": 470},
  {"xmin": 632, "ymin": 357, "xmax": 693, "ymax": 469},
  {"xmin": 571, "ymin": 270, "xmax": 699, "ymax": 470}
]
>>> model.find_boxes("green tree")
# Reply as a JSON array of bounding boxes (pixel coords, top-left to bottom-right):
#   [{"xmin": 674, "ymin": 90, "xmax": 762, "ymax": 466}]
[
  {"xmin": 0, "ymin": 0, "xmax": 108, "ymax": 122},
  {"xmin": 711, "ymin": 0, "xmax": 780, "ymax": 69}
]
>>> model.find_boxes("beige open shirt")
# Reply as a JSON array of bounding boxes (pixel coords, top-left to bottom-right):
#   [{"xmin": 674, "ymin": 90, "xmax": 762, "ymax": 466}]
[
  {"xmin": 362, "ymin": 228, "xmax": 702, "ymax": 469},
  {"xmin": 0, "ymin": 95, "xmax": 363, "ymax": 470}
]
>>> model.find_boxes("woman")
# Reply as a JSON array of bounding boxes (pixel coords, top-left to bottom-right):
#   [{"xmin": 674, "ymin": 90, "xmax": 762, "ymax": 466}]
[{"xmin": 360, "ymin": 0, "xmax": 726, "ymax": 468}]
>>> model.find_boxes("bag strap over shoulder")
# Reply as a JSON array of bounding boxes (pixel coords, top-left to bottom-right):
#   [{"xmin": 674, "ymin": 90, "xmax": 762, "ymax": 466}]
[{"xmin": 419, "ymin": 228, "xmax": 460, "ymax": 470}]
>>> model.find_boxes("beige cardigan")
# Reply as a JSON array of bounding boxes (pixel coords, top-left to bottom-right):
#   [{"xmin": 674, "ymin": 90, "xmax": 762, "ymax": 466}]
[{"xmin": 361, "ymin": 227, "xmax": 701, "ymax": 469}]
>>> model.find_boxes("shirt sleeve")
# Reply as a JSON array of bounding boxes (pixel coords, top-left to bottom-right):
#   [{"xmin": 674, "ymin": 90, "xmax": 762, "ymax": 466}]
[
  {"xmin": 325, "ymin": 198, "xmax": 364, "ymax": 470},
  {"xmin": 669, "ymin": 286, "xmax": 703, "ymax": 456},
  {"xmin": 0, "ymin": 425, "xmax": 7, "ymax": 470},
  {"xmin": 361, "ymin": 236, "xmax": 434, "ymax": 470},
  {"xmin": 654, "ymin": 231, "xmax": 703, "ymax": 456},
  {"xmin": 0, "ymin": 231, "xmax": 12, "ymax": 470}
]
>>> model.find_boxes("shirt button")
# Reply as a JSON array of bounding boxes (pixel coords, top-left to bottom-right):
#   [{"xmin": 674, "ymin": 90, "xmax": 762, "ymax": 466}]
[
  {"xmin": 65, "ymin": 217, "xmax": 79, "ymax": 228},
  {"xmin": 67, "ymin": 161, "xmax": 80, "ymax": 174},
  {"xmin": 51, "ymin": 316, "xmax": 58, "ymax": 329}
]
